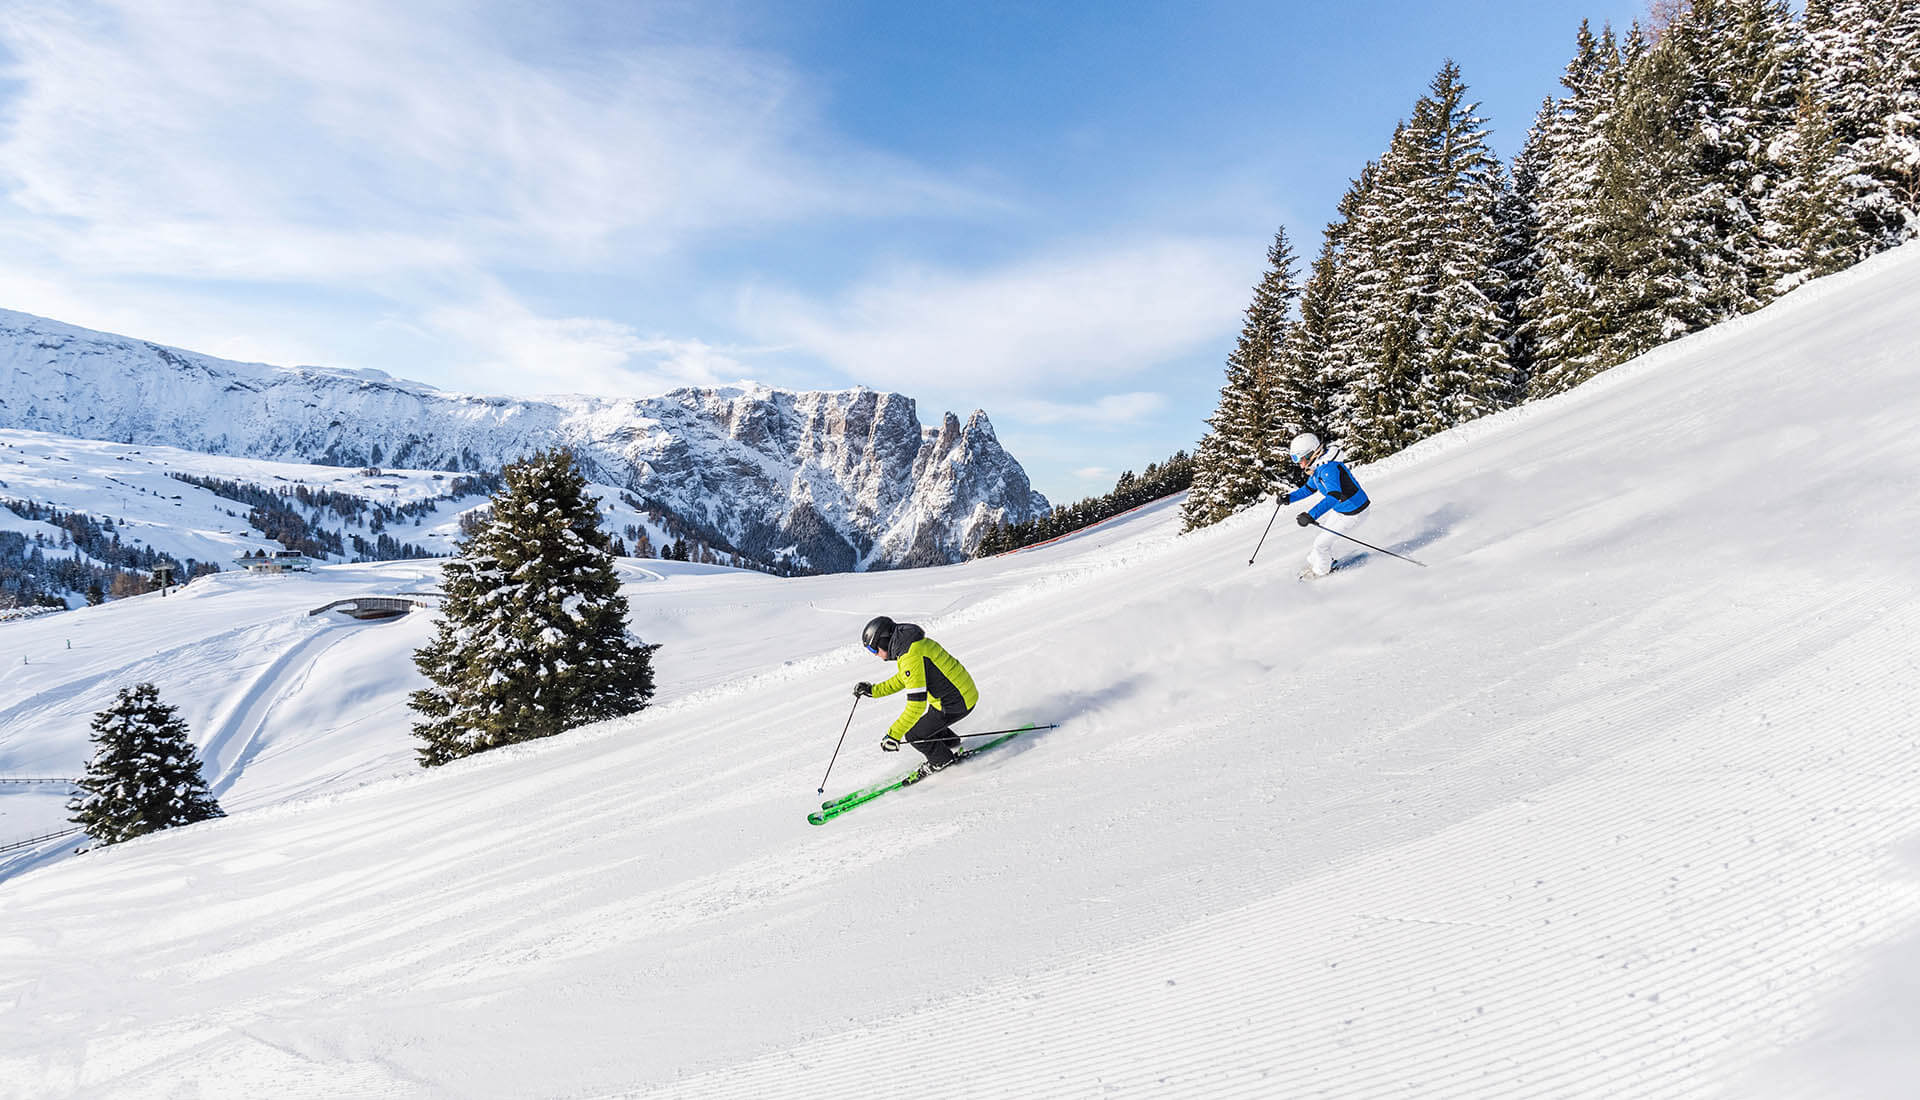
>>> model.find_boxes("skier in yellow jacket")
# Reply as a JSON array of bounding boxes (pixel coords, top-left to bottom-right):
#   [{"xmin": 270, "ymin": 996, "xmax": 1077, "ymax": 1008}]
[{"xmin": 853, "ymin": 616, "xmax": 978, "ymax": 770}]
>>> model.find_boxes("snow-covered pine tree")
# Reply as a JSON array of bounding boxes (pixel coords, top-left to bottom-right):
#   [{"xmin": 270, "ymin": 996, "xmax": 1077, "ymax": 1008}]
[
  {"xmin": 1524, "ymin": 22, "xmax": 1628, "ymax": 398},
  {"xmin": 1326, "ymin": 132, "xmax": 1421, "ymax": 462},
  {"xmin": 1498, "ymin": 99, "xmax": 1551, "ymax": 393},
  {"xmin": 1592, "ymin": 20, "xmax": 1712, "ymax": 367},
  {"xmin": 1400, "ymin": 62, "xmax": 1519, "ymax": 438},
  {"xmin": 411, "ymin": 448, "xmax": 657, "ymax": 767},
  {"xmin": 1277, "ymin": 228, "xmax": 1347, "ymax": 447},
  {"xmin": 68, "ymin": 682, "xmax": 224, "ymax": 845},
  {"xmin": 1312, "ymin": 164, "xmax": 1377, "ymax": 455},
  {"xmin": 1333, "ymin": 62, "xmax": 1516, "ymax": 460},
  {"xmin": 1623, "ymin": 2, "xmax": 1769, "ymax": 339},
  {"xmin": 1591, "ymin": 0, "xmax": 1802, "ymax": 364},
  {"xmin": 1719, "ymin": 0, "xmax": 1807, "ymax": 299},
  {"xmin": 1183, "ymin": 227, "xmax": 1302, "ymax": 529},
  {"xmin": 1181, "ymin": 433, "xmax": 1235, "ymax": 531},
  {"xmin": 1801, "ymin": 0, "xmax": 1920, "ymax": 252},
  {"xmin": 1765, "ymin": 76, "xmax": 1871, "ymax": 290}
]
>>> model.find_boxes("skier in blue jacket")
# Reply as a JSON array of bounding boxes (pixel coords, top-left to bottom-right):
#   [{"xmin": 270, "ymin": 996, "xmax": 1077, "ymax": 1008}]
[{"xmin": 1279, "ymin": 432, "xmax": 1370, "ymax": 579}]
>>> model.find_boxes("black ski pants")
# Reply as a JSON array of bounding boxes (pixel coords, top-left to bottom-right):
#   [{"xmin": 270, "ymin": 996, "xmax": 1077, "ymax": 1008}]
[{"xmin": 903, "ymin": 702, "xmax": 969, "ymax": 766}]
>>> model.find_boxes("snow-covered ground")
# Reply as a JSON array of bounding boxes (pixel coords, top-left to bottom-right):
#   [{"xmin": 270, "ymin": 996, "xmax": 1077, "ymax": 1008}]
[
  {"xmin": 3, "ymin": 244, "xmax": 1919, "ymax": 1098},
  {"xmin": 0, "ymin": 432, "xmax": 478, "ymax": 568}
]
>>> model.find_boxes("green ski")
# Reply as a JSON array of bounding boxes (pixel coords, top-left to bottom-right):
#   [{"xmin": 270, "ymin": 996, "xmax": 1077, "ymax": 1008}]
[{"xmin": 809, "ymin": 724, "xmax": 1047, "ymax": 825}]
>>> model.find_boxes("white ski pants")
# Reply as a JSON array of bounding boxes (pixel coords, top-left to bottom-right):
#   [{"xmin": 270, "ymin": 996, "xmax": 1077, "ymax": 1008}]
[{"xmin": 1307, "ymin": 507, "xmax": 1370, "ymax": 577}]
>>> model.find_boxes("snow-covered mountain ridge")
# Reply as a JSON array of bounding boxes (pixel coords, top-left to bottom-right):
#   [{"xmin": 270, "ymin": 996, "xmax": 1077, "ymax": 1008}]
[{"xmin": 0, "ymin": 308, "xmax": 1049, "ymax": 571}]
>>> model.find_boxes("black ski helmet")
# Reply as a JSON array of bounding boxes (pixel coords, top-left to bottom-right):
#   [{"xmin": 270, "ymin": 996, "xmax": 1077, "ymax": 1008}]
[{"xmin": 862, "ymin": 616, "xmax": 896, "ymax": 654}]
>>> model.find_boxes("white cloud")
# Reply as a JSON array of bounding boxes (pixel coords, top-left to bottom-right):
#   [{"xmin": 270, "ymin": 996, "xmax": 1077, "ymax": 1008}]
[
  {"xmin": 0, "ymin": 1, "xmax": 1254, "ymax": 420},
  {"xmin": 421, "ymin": 289, "xmax": 754, "ymax": 397},
  {"xmin": 0, "ymin": 0, "xmax": 976, "ymax": 283},
  {"xmin": 745, "ymin": 236, "xmax": 1252, "ymax": 394},
  {"xmin": 1009, "ymin": 391, "xmax": 1168, "ymax": 427}
]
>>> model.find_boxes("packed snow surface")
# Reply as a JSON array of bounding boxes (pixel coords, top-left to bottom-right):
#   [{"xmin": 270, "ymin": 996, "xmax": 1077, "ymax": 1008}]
[{"xmin": 4, "ymin": 246, "xmax": 1920, "ymax": 1098}]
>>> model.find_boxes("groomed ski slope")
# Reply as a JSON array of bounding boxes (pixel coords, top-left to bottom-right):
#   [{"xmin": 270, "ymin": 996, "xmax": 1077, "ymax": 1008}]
[{"xmin": 4, "ymin": 244, "xmax": 1920, "ymax": 1098}]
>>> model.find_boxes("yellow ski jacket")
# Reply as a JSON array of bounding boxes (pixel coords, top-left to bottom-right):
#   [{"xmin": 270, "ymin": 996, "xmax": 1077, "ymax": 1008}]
[{"xmin": 869, "ymin": 623, "xmax": 979, "ymax": 741}]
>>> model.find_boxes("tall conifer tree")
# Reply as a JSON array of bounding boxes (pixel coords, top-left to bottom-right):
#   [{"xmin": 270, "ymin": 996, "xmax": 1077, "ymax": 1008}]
[
  {"xmin": 1403, "ymin": 62, "xmax": 1519, "ymax": 436},
  {"xmin": 1593, "ymin": 20, "xmax": 1714, "ymax": 366},
  {"xmin": 1327, "ymin": 130, "xmax": 1421, "ymax": 460},
  {"xmin": 1498, "ymin": 99, "xmax": 1552, "ymax": 393},
  {"xmin": 1332, "ymin": 63, "xmax": 1516, "ymax": 460},
  {"xmin": 1765, "ymin": 77, "xmax": 1871, "ymax": 289},
  {"xmin": 1184, "ymin": 227, "xmax": 1302, "ymax": 529},
  {"xmin": 1525, "ymin": 22, "xmax": 1628, "ymax": 397},
  {"xmin": 1717, "ymin": 0, "xmax": 1806, "ymax": 300},
  {"xmin": 1276, "ymin": 230, "xmax": 1347, "ymax": 447},
  {"xmin": 1801, "ymin": 0, "xmax": 1920, "ymax": 250},
  {"xmin": 411, "ymin": 449, "xmax": 657, "ymax": 767}
]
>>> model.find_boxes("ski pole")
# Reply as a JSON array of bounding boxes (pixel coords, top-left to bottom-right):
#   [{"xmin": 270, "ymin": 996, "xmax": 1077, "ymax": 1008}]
[
  {"xmin": 817, "ymin": 696, "xmax": 862, "ymax": 793},
  {"xmin": 1306, "ymin": 519, "xmax": 1428, "ymax": 568},
  {"xmin": 1248, "ymin": 494, "xmax": 1286, "ymax": 565},
  {"xmin": 948, "ymin": 723, "xmax": 1058, "ymax": 740}
]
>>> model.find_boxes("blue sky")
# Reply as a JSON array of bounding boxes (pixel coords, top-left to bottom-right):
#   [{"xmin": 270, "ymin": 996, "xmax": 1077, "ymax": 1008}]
[{"xmin": 0, "ymin": 0, "xmax": 1649, "ymax": 504}]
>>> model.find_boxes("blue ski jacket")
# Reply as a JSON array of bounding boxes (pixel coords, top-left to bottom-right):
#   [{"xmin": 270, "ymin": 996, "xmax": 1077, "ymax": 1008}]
[{"xmin": 1282, "ymin": 454, "xmax": 1370, "ymax": 520}]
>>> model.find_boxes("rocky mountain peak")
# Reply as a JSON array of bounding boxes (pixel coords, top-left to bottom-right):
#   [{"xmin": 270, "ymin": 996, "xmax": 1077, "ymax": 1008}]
[{"xmin": 0, "ymin": 307, "xmax": 1050, "ymax": 571}]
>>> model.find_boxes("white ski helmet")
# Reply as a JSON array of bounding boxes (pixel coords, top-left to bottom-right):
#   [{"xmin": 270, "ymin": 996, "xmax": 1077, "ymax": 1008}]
[{"xmin": 1288, "ymin": 432, "xmax": 1322, "ymax": 465}]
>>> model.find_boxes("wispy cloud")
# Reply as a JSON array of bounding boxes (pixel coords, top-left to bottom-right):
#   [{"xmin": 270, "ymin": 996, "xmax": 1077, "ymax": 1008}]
[
  {"xmin": 1009, "ymin": 392, "xmax": 1168, "ymax": 427},
  {"xmin": 419, "ymin": 287, "xmax": 758, "ymax": 397},
  {"xmin": 0, "ymin": 0, "xmax": 976, "ymax": 283},
  {"xmin": 745, "ymin": 236, "xmax": 1252, "ymax": 396}
]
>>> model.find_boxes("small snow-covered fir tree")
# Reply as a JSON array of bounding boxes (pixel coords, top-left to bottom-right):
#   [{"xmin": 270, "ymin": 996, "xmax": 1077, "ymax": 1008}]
[
  {"xmin": 411, "ymin": 448, "xmax": 657, "ymax": 767},
  {"xmin": 68, "ymin": 682, "xmax": 224, "ymax": 845}
]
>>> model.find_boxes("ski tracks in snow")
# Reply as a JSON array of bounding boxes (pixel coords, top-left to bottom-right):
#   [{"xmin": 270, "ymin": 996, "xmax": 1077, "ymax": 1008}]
[
  {"xmin": 630, "ymin": 591, "xmax": 1920, "ymax": 1100},
  {"xmin": 199, "ymin": 619, "xmax": 356, "ymax": 797}
]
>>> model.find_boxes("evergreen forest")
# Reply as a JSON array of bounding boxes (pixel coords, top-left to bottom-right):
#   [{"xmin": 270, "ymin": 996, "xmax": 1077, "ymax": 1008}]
[{"xmin": 1185, "ymin": 0, "xmax": 1918, "ymax": 528}]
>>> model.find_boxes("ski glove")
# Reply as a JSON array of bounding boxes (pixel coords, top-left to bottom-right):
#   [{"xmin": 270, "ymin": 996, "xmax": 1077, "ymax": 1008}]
[
  {"xmin": 1296, "ymin": 512, "xmax": 1315, "ymax": 527},
  {"xmin": 880, "ymin": 735, "xmax": 901, "ymax": 752},
  {"xmin": 853, "ymin": 681, "xmax": 873, "ymax": 697}
]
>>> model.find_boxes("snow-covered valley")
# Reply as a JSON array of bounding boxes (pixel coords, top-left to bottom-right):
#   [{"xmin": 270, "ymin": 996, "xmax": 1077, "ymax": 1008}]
[
  {"xmin": 3, "ymin": 244, "xmax": 1919, "ymax": 1097},
  {"xmin": 0, "ymin": 428, "xmax": 708, "ymax": 608}
]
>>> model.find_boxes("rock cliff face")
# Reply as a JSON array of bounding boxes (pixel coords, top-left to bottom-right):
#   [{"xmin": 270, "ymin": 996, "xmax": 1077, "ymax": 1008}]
[{"xmin": 0, "ymin": 308, "xmax": 1049, "ymax": 570}]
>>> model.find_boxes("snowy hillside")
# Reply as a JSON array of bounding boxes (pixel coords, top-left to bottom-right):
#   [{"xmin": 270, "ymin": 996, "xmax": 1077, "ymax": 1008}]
[
  {"xmin": 0, "ymin": 428, "xmax": 692, "ymax": 606},
  {"xmin": 0, "ymin": 309, "xmax": 1051, "ymax": 570},
  {"xmin": 3, "ymin": 243, "xmax": 1920, "ymax": 1098}
]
